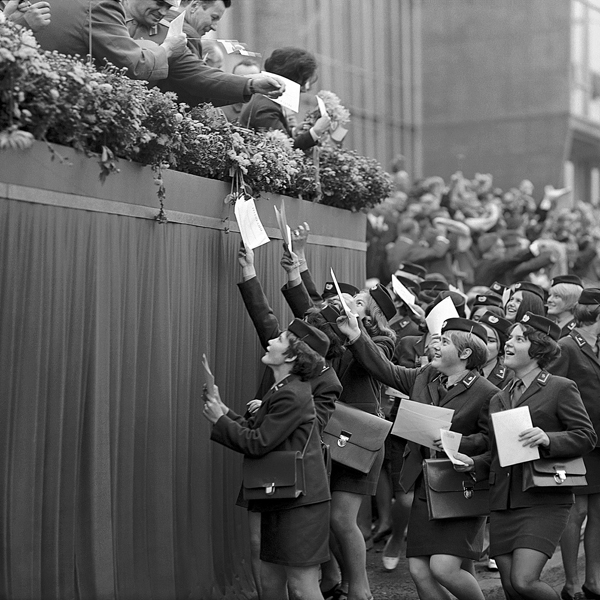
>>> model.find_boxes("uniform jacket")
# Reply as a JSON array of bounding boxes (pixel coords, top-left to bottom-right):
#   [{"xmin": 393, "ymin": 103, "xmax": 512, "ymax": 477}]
[
  {"xmin": 211, "ymin": 375, "xmax": 331, "ymax": 512},
  {"xmin": 549, "ymin": 330, "xmax": 600, "ymax": 445},
  {"xmin": 124, "ymin": 14, "xmax": 249, "ymax": 107},
  {"xmin": 35, "ymin": 0, "xmax": 169, "ymax": 81},
  {"xmin": 474, "ymin": 371, "xmax": 597, "ymax": 511},
  {"xmin": 390, "ymin": 316, "xmax": 420, "ymax": 364},
  {"xmin": 238, "ymin": 277, "xmax": 342, "ymax": 433},
  {"xmin": 486, "ymin": 360, "xmax": 515, "ymax": 391},
  {"xmin": 559, "ymin": 319, "xmax": 577, "ymax": 339},
  {"xmin": 396, "ymin": 334, "xmax": 428, "ymax": 368},
  {"xmin": 239, "ymin": 95, "xmax": 317, "ymax": 151},
  {"xmin": 349, "ymin": 333, "xmax": 498, "ymax": 492}
]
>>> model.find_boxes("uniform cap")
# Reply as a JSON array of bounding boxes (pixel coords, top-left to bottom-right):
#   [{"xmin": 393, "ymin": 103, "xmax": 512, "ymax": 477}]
[
  {"xmin": 288, "ymin": 318, "xmax": 330, "ymax": 357},
  {"xmin": 396, "ymin": 262, "xmax": 427, "ymax": 280},
  {"xmin": 578, "ymin": 288, "xmax": 600, "ymax": 305},
  {"xmin": 369, "ymin": 283, "xmax": 397, "ymax": 320},
  {"xmin": 513, "ymin": 281, "xmax": 545, "ymax": 301},
  {"xmin": 322, "ymin": 281, "xmax": 359, "ymax": 300},
  {"xmin": 550, "ymin": 275, "xmax": 583, "ymax": 288},
  {"xmin": 478, "ymin": 311, "xmax": 511, "ymax": 339},
  {"xmin": 472, "ymin": 294, "xmax": 503, "ymax": 309},
  {"xmin": 441, "ymin": 318, "xmax": 488, "ymax": 344},
  {"xmin": 519, "ymin": 312, "xmax": 561, "ymax": 341}
]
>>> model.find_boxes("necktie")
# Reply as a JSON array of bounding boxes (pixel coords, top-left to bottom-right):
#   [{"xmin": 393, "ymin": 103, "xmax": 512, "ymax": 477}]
[
  {"xmin": 510, "ymin": 379, "xmax": 525, "ymax": 407},
  {"xmin": 437, "ymin": 376, "xmax": 448, "ymax": 403}
]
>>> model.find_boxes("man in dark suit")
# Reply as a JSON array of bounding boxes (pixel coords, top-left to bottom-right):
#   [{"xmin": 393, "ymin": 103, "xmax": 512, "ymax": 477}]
[{"xmin": 34, "ymin": 0, "xmax": 283, "ymax": 107}]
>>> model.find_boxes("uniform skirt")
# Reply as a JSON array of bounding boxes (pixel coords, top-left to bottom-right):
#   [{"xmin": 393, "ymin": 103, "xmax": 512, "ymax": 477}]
[
  {"xmin": 330, "ymin": 445, "xmax": 385, "ymax": 496},
  {"xmin": 489, "ymin": 504, "xmax": 571, "ymax": 558},
  {"xmin": 406, "ymin": 478, "xmax": 486, "ymax": 560},
  {"xmin": 575, "ymin": 447, "xmax": 600, "ymax": 495}
]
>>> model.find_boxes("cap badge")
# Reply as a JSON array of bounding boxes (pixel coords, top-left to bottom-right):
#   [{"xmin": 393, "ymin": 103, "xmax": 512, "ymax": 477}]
[
  {"xmin": 489, "ymin": 315, "xmax": 498, "ymax": 323},
  {"xmin": 522, "ymin": 314, "xmax": 530, "ymax": 322},
  {"xmin": 515, "ymin": 283, "xmax": 522, "ymax": 289},
  {"xmin": 477, "ymin": 296, "xmax": 486, "ymax": 302}
]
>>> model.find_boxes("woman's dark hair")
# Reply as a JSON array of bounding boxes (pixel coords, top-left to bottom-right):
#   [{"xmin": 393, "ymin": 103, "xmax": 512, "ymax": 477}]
[
  {"xmin": 511, "ymin": 291, "xmax": 546, "ymax": 323},
  {"xmin": 304, "ymin": 307, "xmax": 345, "ymax": 360},
  {"xmin": 263, "ymin": 47, "xmax": 318, "ymax": 87},
  {"xmin": 573, "ymin": 303, "xmax": 600, "ymax": 327},
  {"xmin": 471, "ymin": 305, "xmax": 506, "ymax": 320},
  {"xmin": 511, "ymin": 323, "xmax": 561, "ymax": 369},
  {"xmin": 285, "ymin": 332, "xmax": 325, "ymax": 381}
]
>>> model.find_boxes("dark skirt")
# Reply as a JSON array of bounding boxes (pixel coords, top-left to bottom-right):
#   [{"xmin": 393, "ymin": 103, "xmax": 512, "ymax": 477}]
[
  {"xmin": 575, "ymin": 447, "xmax": 600, "ymax": 495},
  {"xmin": 406, "ymin": 479, "xmax": 486, "ymax": 560},
  {"xmin": 330, "ymin": 445, "xmax": 385, "ymax": 496},
  {"xmin": 489, "ymin": 504, "xmax": 571, "ymax": 558},
  {"xmin": 260, "ymin": 501, "xmax": 330, "ymax": 567}
]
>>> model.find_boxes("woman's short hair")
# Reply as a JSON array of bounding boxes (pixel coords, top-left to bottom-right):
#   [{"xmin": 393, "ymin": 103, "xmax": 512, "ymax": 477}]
[
  {"xmin": 304, "ymin": 307, "xmax": 345, "ymax": 360},
  {"xmin": 573, "ymin": 303, "xmax": 600, "ymax": 327},
  {"xmin": 511, "ymin": 323, "xmax": 561, "ymax": 368},
  {"xmin": 512, "ymin": 291, "xmax": 546, "ymax": 322},
  {"xmin": 550, "ymin": 283, "xmax": 583, "ymax": 312},
  {"xmin": 285, "ymin": 332, "xmax": 325, "ymax": 381},
  {"xmin": 358, "ymin": 291, "xmax": 397, "ymax": 343},
  {"xmin": 264, "ymin": 47, "xmax": 317, "ymax": 86},
  {"xmin": 446, "ymin": 331, "xmax": 488, "ymax": 371}
]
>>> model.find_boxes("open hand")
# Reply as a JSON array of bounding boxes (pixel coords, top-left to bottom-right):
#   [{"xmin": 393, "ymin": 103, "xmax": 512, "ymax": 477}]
[{"xmin": 519, "ymin": 427, "xmax": 549, "ymax": 448}]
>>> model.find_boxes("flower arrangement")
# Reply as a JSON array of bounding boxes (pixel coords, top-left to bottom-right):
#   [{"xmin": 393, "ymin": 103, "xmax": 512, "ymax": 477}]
[{"xmin": 0, "ymin": 18, "xmax": 392, "ymax": 212}]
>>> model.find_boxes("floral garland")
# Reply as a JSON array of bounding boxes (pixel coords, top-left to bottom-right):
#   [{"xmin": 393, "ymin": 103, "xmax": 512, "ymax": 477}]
[{"xmin": 0, "ymin": 17, "xmax": 393, "ymax": 212}]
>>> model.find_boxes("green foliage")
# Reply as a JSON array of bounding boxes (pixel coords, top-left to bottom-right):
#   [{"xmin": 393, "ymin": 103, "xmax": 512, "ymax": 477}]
[{"xmin": 0, "ymin": 18, "xmax": 393, "ymax": 211}]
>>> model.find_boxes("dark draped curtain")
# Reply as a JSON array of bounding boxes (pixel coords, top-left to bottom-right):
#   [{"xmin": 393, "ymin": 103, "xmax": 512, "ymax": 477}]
[{"xmin": 0, "ymin": 197, "xmax": 364, "ymax": 600}]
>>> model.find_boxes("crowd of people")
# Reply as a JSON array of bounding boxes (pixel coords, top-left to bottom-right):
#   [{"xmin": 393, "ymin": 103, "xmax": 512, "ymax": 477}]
[
  {"xmin": 5, "ymin": 2, "xmax": 600, "ymax": 600},
  {"xmin": 201, "ymin": 205, "xmax": 599, "ymax": 600}
]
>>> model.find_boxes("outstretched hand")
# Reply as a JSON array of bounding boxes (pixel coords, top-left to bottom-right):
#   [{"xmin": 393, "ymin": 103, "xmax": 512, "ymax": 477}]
[
  {"xmin": 238, "ymin": 244, "xmax": 255, "ymax": 269},
  {"xmin": 336, "ymin": 312, "xmax": 360, "ymax": 341},
  {"xmin": 280, "ymin": 245, "xmax": 300, "ymax": 274},
  {"xmin": 291, "ymin": 222, "xmax": 310, "ymax": 254}
]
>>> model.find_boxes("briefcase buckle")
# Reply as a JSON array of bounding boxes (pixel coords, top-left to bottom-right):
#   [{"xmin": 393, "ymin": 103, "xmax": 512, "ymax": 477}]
[
  {"xmin": 265, "ymin": 483, "xmax": 276, "ymax": 495},
  {"xmin": 338, "ymin": 430, "xmax": 352, "ymax": 448},
  {"xmin": 554, "ymin": 468, "xmax": 567, "ymax": 484},
  {"xmin": 463, "ymin": 480, "xmax": 474, "ymax": 499}
]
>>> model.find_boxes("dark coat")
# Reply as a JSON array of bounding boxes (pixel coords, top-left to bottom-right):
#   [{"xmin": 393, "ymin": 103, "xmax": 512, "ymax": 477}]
[
  {"xmin": 474, "ymin": 371, "xmax": 597, "ymax": 511},
  {"xmin": 239, "ymin": 95, "xmax": 317, "ymax": 151},
  {"xmin": 35, "ymin": 0, "xmax": 169, "ymax": 81},
  {"xmin": 238, "ymin": 277, "xmax": 342, "ymax": 433},
  {"xmin": 348, "ymin": 333, "xmax": 498, "ymax": 492},
  {"xmin": 549, "ymin": 330, "xmax": 600, "ymax": 446},
  {"xmin": 486, "ymin": 360, "xmax": 515, "ymax": 391},
  {"xmin": 211, "ymin": 375, "xmax": 331, "ymax": 512},
  {"xmin": 125, "ymin": 16, "xmax": 249, "ymax": 107},
  {"xmin": 396, "ymin": 334, "xmax": 428, "ymax": 368}
]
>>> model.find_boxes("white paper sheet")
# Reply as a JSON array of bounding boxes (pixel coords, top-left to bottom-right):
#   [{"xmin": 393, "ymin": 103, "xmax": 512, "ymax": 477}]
[
  {"xmin": 391, "ymin": 275, "xmax": 419, "ymax": 314},
  {"xmin": 316, "ymin": 95, "xmax": 327, "ymax": 118},
  {"xmin": 261, "ymin": 71, "xmax": 300, "ymax": 113},
  {"xmin": 273, "ymin": 202, "xmax": 292, "ymax": 250},
  {"xmin": 426, "ymin": 296, "xmax": 460, "ymax": 336},
  {"xmin": 234, "ymin": 196, "xmax": 270, "ymax": 250},
  {"xmin": 166, "ymin": 11, "xmax": 185, "ymax": 37},
  {"xmin": 491, "ymin": 406, "xmax": 540, "ymax": 467},
  {"xmin": 440, "ymin": 429, "xmax": 466, "ymax": 465},
  {"xmin": 330, "ymin": 267, "xmax": 356, "ymax": 318},
  {"xmin": 202, "ymin": 353, "xmax": 215, "ymax": 397},
  {"xmin": 391, "ymin": 399, "xmax": 454, "ymax": 449}
]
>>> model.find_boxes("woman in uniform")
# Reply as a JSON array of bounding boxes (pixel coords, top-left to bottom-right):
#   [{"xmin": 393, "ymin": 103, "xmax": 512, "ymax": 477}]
[
  {"xmin": 338, "ymin": 315, "xmax": 498, "ymax": 600},
  {"xmin": 505, "ymin": 282, "xmax": 546, "ymax": 323},
  {"xmin": 203, "ymin": 319, "xmax": 332, "ymax": 600},
  {"xmin": 545, "ymin": 275, "xmax": 583, "ymax": 339},
  {"xmin": 548, "ymin": 289, "xmax": 600, "ymax": 600},
  {"xmin": 457, "ymin": 312, "xmax": 597, "ymax": 600}
]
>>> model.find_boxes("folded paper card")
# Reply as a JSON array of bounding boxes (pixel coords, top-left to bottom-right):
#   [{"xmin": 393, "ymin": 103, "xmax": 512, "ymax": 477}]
[
  {"xmin": 261, "ymin": 72, "xmax": 300, "ymax": 113},
  {"xmin": 202, "ymin": 353, "xmax": 215, "ymax": 397},
  {"xmin": 426, "ymin": 296, "xmax": 460, "ymax": 336}
]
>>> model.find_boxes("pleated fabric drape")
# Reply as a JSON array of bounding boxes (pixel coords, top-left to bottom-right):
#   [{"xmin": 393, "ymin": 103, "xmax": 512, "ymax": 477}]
[{"xmin": 0, "ymin": 197, "xmax": 364, "ymax": 600}]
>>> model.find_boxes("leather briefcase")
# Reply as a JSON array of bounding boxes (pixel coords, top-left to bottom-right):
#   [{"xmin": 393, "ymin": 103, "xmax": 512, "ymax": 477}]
[
  {"xmin": 242, "ymin": 421, "xmax": 314, "ymax": 500},
  {"xmin": 522, "ymin": 456, "xmax": 587, "ymax": 491},
  {"xmin": 423, "ymin": 458, "xmax": 490, "ymax": 520},
  {"xmin": 322, "ymin": 402, "xmax": 392, "ymax": 474}
]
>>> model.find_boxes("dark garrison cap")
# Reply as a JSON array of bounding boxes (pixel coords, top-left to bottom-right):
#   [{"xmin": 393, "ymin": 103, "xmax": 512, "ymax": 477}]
[
  {"xmin": 369, "ymin": 283, "xmax": 397, "ymax": 320},
  {"xmin": 513, "ymin": 281, "xmax": 545, "ymax": 301},
  {"xmin": 578, "ymin": 288, "xmax": 600, "ymax": 305},
  {"xmin": 322, "ymin": 281, "xmax": 359, "ymax": 300},
  {"xmin": 478, "ymin": 311, "xmax": 511, "ymax": 339},
  {"xmin": 288, "ymin": 318, "xmax": 330, "ymax": 357},
  {"xmin": 519, "ymin": 312, "xmax": 561, "ymax": 341},
  {"xmin": 441, "ymin": 317, "xmax": 488, "ymax": 344},
  {"xmin": 550, "ymin": 275, "xmax": 583, "ymax": 288}
]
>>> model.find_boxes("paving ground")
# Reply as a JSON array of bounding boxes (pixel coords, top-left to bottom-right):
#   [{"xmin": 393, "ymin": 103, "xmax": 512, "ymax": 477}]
[{"xmin": 366, "ymin": 535, "xmax": 578, "ymax": 599}]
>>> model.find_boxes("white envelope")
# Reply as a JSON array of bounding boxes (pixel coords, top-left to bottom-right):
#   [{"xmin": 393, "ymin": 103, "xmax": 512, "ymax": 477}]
[
  {"xmin": 391, "ymin": 275, "xmax": 419, "ymax": 314},
  {"xmin": 399, "ymin": 398, "xmax": 454, "ymax": 422},
  {"xmin": 392, "ymin": 403, "xmax": 453, "ymax": 449},
  {"xmin": 261, "ymin": 71, "xmax": 300, "ymax": 113},
  {"xmin": 440, "ymin": 429, "xmax": 466, "ymax": 465},
  {"xmin": 491, "ymin": 406, "xmax": 540, "ymax": 467},
  {"xmin": 234, "ymin": 196, "xmax": 270, "ymax": 250}
]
